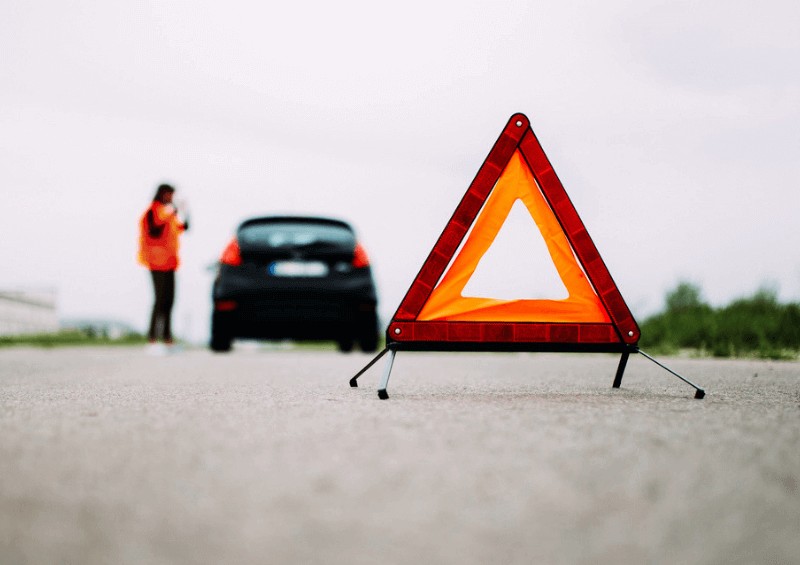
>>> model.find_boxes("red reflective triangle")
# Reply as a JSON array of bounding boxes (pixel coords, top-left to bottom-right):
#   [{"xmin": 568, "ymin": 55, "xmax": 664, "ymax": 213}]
[{"xmin": 388, "ymin": 113, "xmax": 640, "ymax": 347}]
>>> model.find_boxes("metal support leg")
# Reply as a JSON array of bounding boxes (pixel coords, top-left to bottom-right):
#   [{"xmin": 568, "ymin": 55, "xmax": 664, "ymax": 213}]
[
  {"xmin": 377, "ymin": 349, "xmax": 396, "ymax": 400},
  {"xmin": 612, "ymin": 352, "xmax": 630, "ymax": 389},
  {"xmin": 637, "ymin": 348, "xmax": 706, "ymax": 399},
  {"xmin": 349, "ymin": 347, "xmax": 389, "ymax": 387}
]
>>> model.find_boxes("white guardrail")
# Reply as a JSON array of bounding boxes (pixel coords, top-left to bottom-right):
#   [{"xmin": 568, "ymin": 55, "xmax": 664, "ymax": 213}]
[{"xmin": 0, "ymin": 289, "xmax": 59, "ymax": 336}]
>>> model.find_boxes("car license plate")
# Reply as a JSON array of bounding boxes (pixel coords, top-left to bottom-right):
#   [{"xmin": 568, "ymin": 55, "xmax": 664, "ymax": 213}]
[{"xmin": 269, "ymin": 261, "xmax": 328, "ymax": 277}]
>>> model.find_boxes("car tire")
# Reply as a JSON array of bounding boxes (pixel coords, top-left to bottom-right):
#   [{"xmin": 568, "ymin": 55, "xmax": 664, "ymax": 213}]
[
  {"xmin": 337, "ymin": 337, "xmax": 354, "ymax": 353},
  {"xmin": 210, "ymin": 314, "xmax": 233, "ymax": 352},
  {"xmin": 357, "ymin": 311, "xmax": 379, "ymax": 353},
  {"xmin": 210, "ymin": 331, "xmax": 232, "ymax": 352},
  {"xmin": 358, "ymin": 332, "xmax": 379, "ymax": 353}
]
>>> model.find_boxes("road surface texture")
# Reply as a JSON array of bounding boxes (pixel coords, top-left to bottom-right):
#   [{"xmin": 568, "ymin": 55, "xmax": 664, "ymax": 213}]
[{"xmin": 1, "ymin": 345, "xmax": 798, "ymax": 564}]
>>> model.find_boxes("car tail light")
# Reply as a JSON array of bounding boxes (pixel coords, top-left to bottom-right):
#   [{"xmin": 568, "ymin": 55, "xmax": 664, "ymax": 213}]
[
  {"xmin": 352, "ymin": 242, "xmax": 370, "ymax": 268},
  {"xmin": 220, "ymin": 238, "xmax": 242, "ymax": 266},
  {"xmin": 214, "ymin": 300, "xmax": 238, "ymax": 311}
]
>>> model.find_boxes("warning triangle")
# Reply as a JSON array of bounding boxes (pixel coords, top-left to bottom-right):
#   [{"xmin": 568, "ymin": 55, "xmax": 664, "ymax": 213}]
[
  {"xmin": 389, "ymin": 113, "xmax": 639, "ymax": 349},
  {"xmin": 417, "ymin": 150, "xmax": 609, "ymax": 323}
]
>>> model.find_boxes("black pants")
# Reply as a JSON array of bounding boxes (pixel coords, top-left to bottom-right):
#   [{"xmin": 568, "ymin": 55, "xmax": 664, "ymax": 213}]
[{"xmin": 148, "ymin": 270, "xmax": 175, "ymax": 342}]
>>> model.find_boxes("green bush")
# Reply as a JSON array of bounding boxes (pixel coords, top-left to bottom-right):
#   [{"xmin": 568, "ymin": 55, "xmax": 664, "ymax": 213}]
[{"xmin": 639, "ymin": 282, "xmax": 799, "ymax": 360}]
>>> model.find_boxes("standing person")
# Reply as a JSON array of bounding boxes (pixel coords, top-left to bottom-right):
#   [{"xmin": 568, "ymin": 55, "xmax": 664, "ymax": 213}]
[{"xmin": 138, "ymin": 183, "xmax": 189, "ymax": 353}]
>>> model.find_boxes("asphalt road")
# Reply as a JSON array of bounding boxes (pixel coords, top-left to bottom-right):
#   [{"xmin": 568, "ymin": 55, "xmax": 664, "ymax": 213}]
[{"xmin": 1, "ymin": 345, "xmax": 798, "ymax": 564}]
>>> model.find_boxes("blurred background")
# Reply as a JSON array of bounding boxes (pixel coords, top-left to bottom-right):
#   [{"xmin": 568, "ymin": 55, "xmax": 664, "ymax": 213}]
[{"xmin": 1, "ymin": 0, "xmax": 798, "ymax": 345}]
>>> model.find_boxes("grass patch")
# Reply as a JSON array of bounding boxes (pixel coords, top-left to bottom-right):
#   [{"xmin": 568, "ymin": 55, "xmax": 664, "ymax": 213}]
[{"xmin": 0, "ymin": 330, "xmax": 148, "ymax": 349}]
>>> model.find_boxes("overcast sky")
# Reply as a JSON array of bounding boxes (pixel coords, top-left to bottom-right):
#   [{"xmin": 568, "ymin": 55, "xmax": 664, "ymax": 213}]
[{"xmin": 1, "ymin": 0, "xmax": 798, "ymax": 343}]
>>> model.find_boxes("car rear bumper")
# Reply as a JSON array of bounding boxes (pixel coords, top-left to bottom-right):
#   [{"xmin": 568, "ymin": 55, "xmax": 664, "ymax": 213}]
[
  {"xmin": 212, "ymin": 294, "xmax": 377, "ymax": 340},
  {"xmin": 212, "ymin": 264, "xmax": 378, "ymax": 340}
]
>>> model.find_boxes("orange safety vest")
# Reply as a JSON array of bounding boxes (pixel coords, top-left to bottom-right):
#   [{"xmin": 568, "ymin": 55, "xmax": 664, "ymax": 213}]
[{"xmin": 137, "ymin": 201, "xmax": 186, "ymax": 271}]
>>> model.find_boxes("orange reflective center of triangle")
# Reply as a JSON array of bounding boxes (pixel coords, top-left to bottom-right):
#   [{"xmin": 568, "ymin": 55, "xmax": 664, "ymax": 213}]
[{"xmin": 417, "ymin": 151, "xmax": 611, "ymax": 323}]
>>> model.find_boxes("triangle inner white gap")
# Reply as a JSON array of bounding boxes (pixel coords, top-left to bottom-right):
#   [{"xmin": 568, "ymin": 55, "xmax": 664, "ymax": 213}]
[{"xmin": 461, "ymin": 199, "xmax": 569, "ymax": 300}]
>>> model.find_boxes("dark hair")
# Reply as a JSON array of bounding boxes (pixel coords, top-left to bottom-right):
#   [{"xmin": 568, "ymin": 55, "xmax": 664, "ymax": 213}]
[{"xmin": 153, "ymin": 183, "xmax": 175, "ymax": 203}]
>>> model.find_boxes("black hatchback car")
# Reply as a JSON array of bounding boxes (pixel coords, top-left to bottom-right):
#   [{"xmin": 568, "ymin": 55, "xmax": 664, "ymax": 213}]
[{"xmin": 210, "ymin": 216, "xmax": 379, "ymax": 353}]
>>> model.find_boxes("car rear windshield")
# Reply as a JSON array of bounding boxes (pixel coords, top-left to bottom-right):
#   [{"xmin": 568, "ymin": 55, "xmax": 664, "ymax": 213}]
[{"xmin": 238, "ymin": 221, "xmax": 355, "ymax": 249}]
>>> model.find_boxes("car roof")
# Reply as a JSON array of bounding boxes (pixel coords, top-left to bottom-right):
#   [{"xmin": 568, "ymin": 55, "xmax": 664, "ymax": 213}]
[{"xmin": 238, "ymin": 215, "xmax": 353, "ymax": 231}]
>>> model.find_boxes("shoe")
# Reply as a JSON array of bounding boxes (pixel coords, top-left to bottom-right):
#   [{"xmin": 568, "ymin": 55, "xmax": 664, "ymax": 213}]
[{"xmin": 145, "ymin": 342, "xmax": 168, "ymax": 356}]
